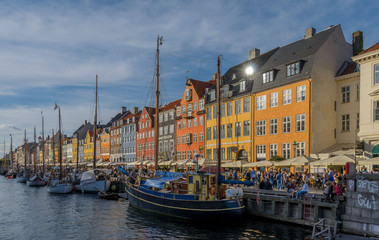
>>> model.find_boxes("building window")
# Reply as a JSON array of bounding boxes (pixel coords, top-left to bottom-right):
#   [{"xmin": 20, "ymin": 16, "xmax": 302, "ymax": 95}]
[
  {"xmin": 270, "ymin": 118, "xmax": 278, "ymax": 135},
  {"xmin": 177, "ymin": 136, "xmax": 181, "ymax": 144},
  {"xmin": 256, "ymin": 120, "xmax": 266, "ymax": 136},
  {"xmin": 193, "ymin": 118, "xmax": 197, "ymax": 127},
  {"xmin": 341, "ymin": 86, "xmax": 350, "ymax": 103},
  {"xmin": 182, "ymin": 120, "xmax": 186, "ymax": 129},
  {"xmin": 199, "ymin": 132, "xmax": 204, "ymax": 142},
  {"xmin": 199, "ymin": 116, "xmax": 204, "ymax": 125},
  {"xmin": 177, "ymin": 151, "xmax": 181, "ymax": 160},
  {"xmin": 213, "ymin": 126, "xmax": 218, "ymax": 140},
  {"xmin": 193, "ymin": 102, "xmax": 198, "ymax": 111},
  {"xmin": 282, "ymin": 143, "xmax": 291, "ymax": 159},
  {"xmin": 164, "ymin": 113, "xmax": 168, "ymax": 122},
  {"xmin": 170, "ymin": 124, "xmax": 174, "ymax": 133},
  {"xmin": 188, "ymin": 151, "xmax": 192, "ymax": 159},
  {"xmin": 221, "ymin": 148, "xmax": 225, "ymax": 160},
  {"xmin": 235, "ymin": 100, "xmax": 241, "ymax": 114},
  {"xmin": 227, "ymin": 147, "xmax": 233, "ymax": 160},
  {"xmin": 257, "ymin": 95, "xmax": 266, "ymax": 110},
  {"xmin": 210, "ymin": 91, "xmax": 216, "ymax": 101},
  {"xmin": 283, "ymin": 116, "xmax": 291, "ymax": 133},
  {"xmin": 159, "ymin": 127, "xmax": 163, "ymax": 136},
  {"xmin": 270, "ymin": 144, "xmax": 278, "ymax": 159},
  {"xmin": 243, "ymin": 121, "xmax": 250, "ymax": 136},
  {"xmin": 240, "ymin": 80, "xmax": 246, "ymax": 91},
  {"xmin": 263, "ymin": 70, "xmax": 274, "ymax": 83},
  {"xmin": 297, "ymin": 85, "xmax": 306, "ymax": 102},
  {"xmin": 286, "ymin": 62, "xmax": 300, "ymax": 77},
  {"xmin": 296, "ymin": 142, "xmax": 305, "ymax": 157},
  {"xmin": 182, "ymin": 151, "xmax": 186, "ymax": 160},
  {"xmin": 187, "ymin": 119, "xmax": 191, "ymax": 128},
  {"xmin": 206, "ymin": 149, "xmax": 212, "ymax": 159},
  {"xmin": 296, "ymin": 114, "xmax": 305, "ymax": 132},
  {"xmin": 256, "ymin": 145, "xmax": 266, "ymax": 161},
  {"xmin": 227, "ymin": 102, "xmax": 233, "ymax": 116},
  {"xmin": 227, "ymin": 124, "xmax": 233, "ymax": 138},
  {"xmin": 270, "ymin": 92, "xmax": 278, "ymax": 107},
  {"xmin": 213, "ymin": 106, "xmax": 217, "ymax": 119},
  {"xmin": 244, "ymin": 98, "xmax": 250, "ymax": 112},
  {"xmin": 342, "ymin": 114, "xmax": 350, "ymax": 131},
  {"xmin": 235, "ymin": 122, "xmax": 241, "ymax": 137},
  {"xmin": 283, "ymin": 89, "xmax": 291, "ymax": 105},
  {"xmin": 220, "ymin": 125, "xmax": 225, "ymax": 139},
  {"xmin": 177, "ymin": 122, "xmax": 181, "ymax": 130},
  {"xmin": 375, "ymin": 64, "xmax": 379, "ymax": 85},
  {"xmin": 221, "ymin": 103, "xmax": 225, "ymax": 117},
  {"xmin": 207, "ymin": 107, "xmax": 212, "ymax": 120},
  {"xmin": 213, "ymin": 149, "xmax": 218, "ymax": 160},
  {"xmin": 356, "ymin": 84, "xmax": 360, "ymax": 101},
  {"xmin": 199, "ymin": 100, "xmax": 204, "ymax": 110},
  {"xmin": 193, "ymin": 133, "xmax": 197, "ymax": 142},
  {"xmin": 207, "ymin": 127, "xmax": 212, "ymax": 140},
  {"xmin": 182, "ymin": 105, "xmax": 186, "ymax": 114},
  {"xmin": 356, "ymin": 113, "xmax": 360, "ymax": 130}
]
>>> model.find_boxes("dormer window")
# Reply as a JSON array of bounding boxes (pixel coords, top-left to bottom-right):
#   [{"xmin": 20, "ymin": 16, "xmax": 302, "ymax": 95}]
[
  {"xmin": 223, "ymin": 85, "xmax": 229, "ymax": 98},
  {"xmin": 210, "ymin": 91, "xmax": 216, "ymax": 101},
  {"xmin": 286, "ymin": 62, "xmax": 301, "ymax": 77},
  {"xmin": 240, "ymin": 80, "xmax": 246, "ymax": 91},
  {"xmin": 263, "ymin": 71, "xmax": 274, "ymax": 83},
  {"xmin": 232, "ymin": 73, "xmax": 237, "ymax": 80},
  {"xmin": 185, "ymin": 89, "xmax": 192, "ymax": 101}
]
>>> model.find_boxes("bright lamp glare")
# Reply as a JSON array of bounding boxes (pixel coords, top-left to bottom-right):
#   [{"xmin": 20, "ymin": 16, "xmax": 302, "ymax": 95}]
[{"xmin": 245, "ymin": 66, "xmax": 254, "ymax": 75}]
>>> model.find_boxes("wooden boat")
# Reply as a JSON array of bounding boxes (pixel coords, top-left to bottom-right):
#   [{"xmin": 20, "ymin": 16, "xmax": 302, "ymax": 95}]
[
  {"xmin": 124, "ymin": 38, "xmax": 246, "ymax": 220},
  {"xmin": 98, "ymin": 190, "xmax": 118, "ymax": 200},
  {"xmin": 27, "ymin": 175, "xmax": 46, "ymax": 187},
  {"xmin": 74, "ymin": 169, "xmax": 111, "ymax": 193}
]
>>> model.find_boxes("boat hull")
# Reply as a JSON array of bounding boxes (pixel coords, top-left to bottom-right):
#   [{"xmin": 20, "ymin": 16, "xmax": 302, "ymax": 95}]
[
  {"xmin": 27, "ymin": 180, "xmax": 46, "ymax": 187},
  {"xmin": 75, "ymin": 179, "xmax": 111, "ymax": 193},
  {"xmin": 47, "ymin": 183, "xmax": 73, "ymax": 194},
  {"xmin": 125, "ymin": 183, "xmax": 245, "ymax": 220},
  {"xmin": 17, "ymin": 177, "xmax": 28, "ymax": 183}
]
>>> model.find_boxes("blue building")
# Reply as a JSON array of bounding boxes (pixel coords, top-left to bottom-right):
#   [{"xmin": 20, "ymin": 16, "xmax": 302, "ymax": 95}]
[{"xmin": 122, "ymin": 108, "xmax": 141, "ymax": 163}]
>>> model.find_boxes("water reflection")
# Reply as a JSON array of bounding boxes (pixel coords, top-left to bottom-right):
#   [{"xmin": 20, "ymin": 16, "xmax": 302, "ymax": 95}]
[{"xmin": 0, "ymin": 177, "xmax": 309, "ymax": 240}]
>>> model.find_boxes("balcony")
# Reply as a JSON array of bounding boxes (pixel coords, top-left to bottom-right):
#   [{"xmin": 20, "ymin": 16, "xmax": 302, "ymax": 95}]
[{"xmin": 183, "ymin": 111, "xmax": 193, "ymax": 119}]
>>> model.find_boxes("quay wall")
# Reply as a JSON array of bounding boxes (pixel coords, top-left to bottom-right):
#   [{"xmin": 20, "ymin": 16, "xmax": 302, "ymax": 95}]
[
  {"xmin": 242, "ymin": 188, "xmax": 342, "ymax": 227},
  {"xmin": 341, "ymin": 174, "xmax": 379, "ymax": 237}
]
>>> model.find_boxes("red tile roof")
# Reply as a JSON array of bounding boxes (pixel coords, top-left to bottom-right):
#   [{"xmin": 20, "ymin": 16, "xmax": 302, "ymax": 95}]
[
  {"xmin": 160, "ymin": 99, "xmax": 181, "ymax": 112},
  {"xmin": 188, "ymin": 78, "xmax": 215, "ymax": 98},
  {"xmin": 360, "ymin": 42, "xmax": 379, "ymax": 55}
]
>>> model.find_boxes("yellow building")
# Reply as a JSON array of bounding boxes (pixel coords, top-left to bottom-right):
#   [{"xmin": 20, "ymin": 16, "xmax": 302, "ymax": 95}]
[{"xmin": 83, "ymin": 130, "xmax": 94, "ymax": 162}]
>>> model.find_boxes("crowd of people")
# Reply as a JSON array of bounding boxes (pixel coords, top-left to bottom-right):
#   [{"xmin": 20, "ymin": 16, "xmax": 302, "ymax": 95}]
[{"xmin": 225, "ymin": 167, "xmax": 377, "ymax": 201}]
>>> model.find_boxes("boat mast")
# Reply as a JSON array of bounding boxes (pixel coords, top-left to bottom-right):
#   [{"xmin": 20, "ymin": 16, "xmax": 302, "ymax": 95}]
[
  {"xmin": 34, "ymin": 126, "xmax": 37, "ymax": 173},
  {"xmin": 24, "ymin": 129, "xmax": 27, "ymax": 172},
  {"xmin": 216, "ymin": 56, "xmax": 221, "ymax": 200},
  {"xmin": 52, "ymin": 129, "xmax": 55, "ymax": 167},
  {"xmin": 58, "ymin": 106, "xmax": 62, "ymax": 180},
  {"xmin": 154, "ymin": 35, "xmax": 163, "ymax": 170},
  {"xmin": 3, "ymin": 138, "xmax": 5, "ymax": 169},
  {"xmin": 76, "ymin": 133, "xmax": 79, "ymax": 169},
  {"xmin": 93, "ymin": 75, "xmax": 98, "ymax": 169},
  {"xmin": 42, "ymin": 112, "xmax": 45, "ymax": 173},
  {"xmin": 10, "ymin": 134, "xmax": 13, "ymax": 171}
]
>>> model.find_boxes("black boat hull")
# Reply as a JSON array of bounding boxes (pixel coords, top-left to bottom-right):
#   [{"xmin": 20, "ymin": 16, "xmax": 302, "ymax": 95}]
[{"xmin": 125, "ymin": 183, "xmax": 245, "ymax": 220}]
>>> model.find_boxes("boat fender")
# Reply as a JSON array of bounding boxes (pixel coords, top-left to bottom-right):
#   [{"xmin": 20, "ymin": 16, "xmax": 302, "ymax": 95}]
[{"xmin": 210, "ymin": 185, "xmax": 216, "ymax": 195}]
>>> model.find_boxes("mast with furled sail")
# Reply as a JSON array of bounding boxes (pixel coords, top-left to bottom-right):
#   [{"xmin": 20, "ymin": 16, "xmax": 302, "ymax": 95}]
[
  {"xmin": 93, "ymin": 75, "xmax": 98, "ymax": 169},
  {"xmin": 154, "ymin": 35, "xmax": 163, "ymax": 170}
]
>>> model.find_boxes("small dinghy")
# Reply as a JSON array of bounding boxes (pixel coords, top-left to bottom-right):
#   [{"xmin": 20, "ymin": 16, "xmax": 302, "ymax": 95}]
[
  {"xmin": 27, "ymin": 175, "xmax": 46, "ymax": 187},
  {"xmin": 98, "ymin": 190, "xmax": 118, "ymax": 200}
]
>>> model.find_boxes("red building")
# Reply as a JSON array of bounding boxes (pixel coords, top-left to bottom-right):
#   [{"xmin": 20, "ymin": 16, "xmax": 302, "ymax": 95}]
[
  {"xmin": 136, "ymin": 107, "xmax": 156, "ymax": 162},
  {"xmin": 176, "ymin": 78, "xmax": 215, "ymax": 161}
]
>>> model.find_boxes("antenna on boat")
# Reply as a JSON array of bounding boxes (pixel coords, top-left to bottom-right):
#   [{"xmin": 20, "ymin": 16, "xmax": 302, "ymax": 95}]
[
  {"xmin": 41, "ymin": 111, "xmax": 45, "ymax": 173},
  {"xmin": 93, "ymin": 75, "xmax": 98, "ymax": 169},
  {"xmin": 216, "ymin": 56, "xmax": 221, "ymax": 200},
  {"xmin": 10, "ymin": 134, "xmax": 13, "ymax": 171},
  {"xmin": 154, "ymin": 35, "xmax": 163, "ymax": 170}
]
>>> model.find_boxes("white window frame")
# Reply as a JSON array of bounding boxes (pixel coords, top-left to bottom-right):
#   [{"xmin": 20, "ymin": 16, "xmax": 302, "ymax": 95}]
[
  {"xmin": 257, "ymin": 95, "xmax": 266, "ymax": 110},
  {"xmin": 296, "ymin": 114, "xmax": 306, "ymax": 132},
  {"xmin": 256, "ymin": 120, "xmax": 266, "ymax": 136},
  {"xmin": 282, "ymin": 143, "xmax": 291, "ymax": 159},
  {"xmin": 283, "ymin": 89, "xmax": 291, "ymax": 105},
  {"xmin": 270, "ymin": 92, "xmax": 278, "ymax": 107},
  {"xmin": 270, "ymin": 118, "xmax": 278, "ymax": 135},
  {"xmin": 270, "ymin": 144, "xmax": 278, "ymax": 159},
  {"xmin": 263, "ymin": 70, "xmax": 274, "ymax": 84},
  {"xmin": 296, "ymin": 85, "xmax": 306, "ymax": 102},
  {"xmin": 283, "ymin": 116, "xmax": 291, "ymax": 133}
]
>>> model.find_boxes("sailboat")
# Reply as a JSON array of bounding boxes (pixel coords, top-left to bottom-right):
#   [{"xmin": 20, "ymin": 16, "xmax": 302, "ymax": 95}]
[
  {"xmin": 27, "ymin": 127, "xmax": 46, "ymax": 187},
  {"xmin": 75, "ymin": 75, "xmax": 111, "ymax": 193},
  {"xmin": 5, "ymin": 134, "xmax": 16, "ymax": 179},
  {"xmin": 123, "ymin": 37, "xmax": 245, "ymax": 219},
  {"xmin": 17, "ymin": 130, "xmax": 29, "ymax": 183},
  {"xmin": 47, "ymin": 104, "xmax": 73, "ymax": 194}
]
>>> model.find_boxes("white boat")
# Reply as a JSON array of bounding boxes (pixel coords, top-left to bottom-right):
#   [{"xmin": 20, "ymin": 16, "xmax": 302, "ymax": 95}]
[
  {"xmin": 27, "ymin": 175, "xmax": 46, "ymax": 187},
  {"xmin": 75, "ymin": 169, "xmax": 111, "ymax": 193},
  {"xmin": 47, "ymin": 179, "xmax": 73, "ymax": 193}
]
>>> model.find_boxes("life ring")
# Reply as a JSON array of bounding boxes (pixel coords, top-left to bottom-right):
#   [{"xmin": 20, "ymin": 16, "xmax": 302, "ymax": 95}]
[{"xmin": 210, "ymin": 185, "xmax": 216, "ymax": 195}]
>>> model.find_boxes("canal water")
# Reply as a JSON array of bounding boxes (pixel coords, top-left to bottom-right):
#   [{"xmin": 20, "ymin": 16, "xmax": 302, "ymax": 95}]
[{"xmin": 0, "ymin": 177, "xmax": 310, "ymax": 240}]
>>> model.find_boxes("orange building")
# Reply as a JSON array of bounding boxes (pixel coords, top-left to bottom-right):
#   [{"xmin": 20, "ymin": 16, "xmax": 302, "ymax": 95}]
[
  {"xmin": 99, "ymin": 129, "xmax": 110, "ymax": 162},
  {"xmin": 136, "ymin": 107, "xmax": 156, "ymax": 162},
  {"xmin": 176, "ymin": 78, "xmax": 215, "ymax": 161}
]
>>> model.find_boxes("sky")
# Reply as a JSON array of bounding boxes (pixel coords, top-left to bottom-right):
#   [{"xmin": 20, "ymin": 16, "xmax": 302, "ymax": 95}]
[{"xmin": 0, "ymin": 0, "xmax": 378, "ymax": 156}]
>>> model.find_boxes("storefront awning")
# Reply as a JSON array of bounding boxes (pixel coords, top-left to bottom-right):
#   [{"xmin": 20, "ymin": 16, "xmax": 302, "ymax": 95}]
[{"xmin": 372, "ymin": 145, "xmax": 379, "ymax": 154}]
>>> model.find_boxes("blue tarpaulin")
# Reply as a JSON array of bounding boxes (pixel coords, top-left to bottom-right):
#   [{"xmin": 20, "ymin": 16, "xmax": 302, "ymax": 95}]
[
  {"xmin": 142, "ymin": 176, "xmax": 182, "ymax": 189},
  {"xmin": 155, "ymin": 171, "xmax": 183, "ymax": 178},
  {"xmin": 218, "ymin": 174, "xmax": 254, "ymax": 186},
  {"xmin": 117, "ymin": 166, "xmax": 129, "ymax": 176}
]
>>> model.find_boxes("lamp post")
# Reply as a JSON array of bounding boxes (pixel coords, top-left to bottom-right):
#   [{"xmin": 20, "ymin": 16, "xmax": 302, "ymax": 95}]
[{"xmin": 292, "ymin": 141, "xmax": 297, "ymax": 158}]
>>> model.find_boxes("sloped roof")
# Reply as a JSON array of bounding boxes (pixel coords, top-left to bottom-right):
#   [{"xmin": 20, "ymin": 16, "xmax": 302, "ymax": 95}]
[
  {"xmin": 160, "ymin": 99, "xmax": 181, "ymax": 112},
  {"xmin": 336, "ymin": 61, "xmax": 359, "ymax": 77},
  {"xmin": 123, "ymin": 110, "xmax": 142, "ymax": 123},
  {"xmin": 143, "ymin": 106, "xmax": 156, "ymax": 120},
  {"xmin": 188, "ymin": 79, "xmax": 215, "ymax": 98},
  {"xmin": 359, "ymin": 42, "xmax": 379, "ymax": 55},
  {"xmin": 73, "ymin": 122, "xmax": 93, "ymax": 140}
]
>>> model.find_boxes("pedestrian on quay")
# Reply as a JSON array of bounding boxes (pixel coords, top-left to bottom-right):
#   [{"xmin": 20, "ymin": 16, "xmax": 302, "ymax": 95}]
[
  {"xmin": 295, "ymin": 180, "xmax": 308, "ymax": 200},
  {"xmin": 323, "ymin": 181, "xmax": 334, "ymax": 202},
  {"xmin": 276, "ymin": 170, "xmax": 283, "ymax": 190},
  {"xmin": 332, "ymin": 182, "xmax": 343, "ymax": 196},
  {"xmin": 250, "ymin": 168, "xmax": 256, "ymax": 185},
  {"xmin": 328, "ymin": 168, "xmax": 334, "ymax": 182},
  {"xmin": 264, "ymin": 178, "xmax": 273, "ymax": 190},
  {"xmin": 287, "ymin": 179, "xmax": 296, "ymax": 193}
]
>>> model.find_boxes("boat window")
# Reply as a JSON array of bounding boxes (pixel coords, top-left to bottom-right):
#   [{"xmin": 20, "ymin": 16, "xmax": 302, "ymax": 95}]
[
  {"xmin": 210, "ymin": 176, "xmax": 216, "ymax": 185},
  {"xmin": 195, "ymin": 181, "xmax": 200, "ymax": 193},
  {"xmin": 202, "ymin": 178, "xmax": 207, "ymax": 185},
  {"xmin": 189, "ymin": 176, "xmax": 193, "ymax": 183}
]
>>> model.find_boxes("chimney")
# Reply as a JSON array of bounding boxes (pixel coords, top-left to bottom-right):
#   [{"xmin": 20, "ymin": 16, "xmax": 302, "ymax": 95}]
[
  {"xmin": 121, "ymin": 106, "xmax": 127, "ymax": 114},
  {"xmin": 305, "ymin": 27, "xmax": 316, "ymax": 39},
  {"xmin": 249, "ymin": 48, "xmax": 260, "ymax": 60},
  {"xmin": 352, "ymin": 30, "xmax": 363, "ymax": 56},
  {"xmin": 133, "ymin": 107, "xmax": 139, "ymax": 114},
  {"xmin": 212, "ymin": 73, "xmax": 217, "ymax": 80}
]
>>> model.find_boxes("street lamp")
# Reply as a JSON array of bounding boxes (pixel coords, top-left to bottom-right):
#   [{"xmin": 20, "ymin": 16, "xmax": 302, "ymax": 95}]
[
  {"xmin": 292, "ymin": 141, "xmax": 297, "ymax": 158},
  {"xmin": 246, "ymin": 66, "xmax": 254, "ymax": 75}
]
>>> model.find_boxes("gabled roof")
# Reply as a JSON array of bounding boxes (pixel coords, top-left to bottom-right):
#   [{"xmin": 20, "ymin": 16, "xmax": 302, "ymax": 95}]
[
  {"xmin": 160, "ymin": 99, "xmax": 181, "ymax": 112},
  {"xmin": 73, "ymin": 122, "xmax": 93, "ymax": 140},
  {"xmin": 187, "ymin": 79, "xmax": 215, "ymax": 98},
  {"xmin": 142, "ymin": 106, "xmax": 156, "ymax": 121},
  {"xmin": 123, "ymin": 110, "xmax": 142, "ymax": 124},
  {"xmin": 336, "ymin": 61, "xmax": 359, "ymax": 77},
  {"xmin": 359, "ymin": 42, "xmax": 379, "ymax": 55}
]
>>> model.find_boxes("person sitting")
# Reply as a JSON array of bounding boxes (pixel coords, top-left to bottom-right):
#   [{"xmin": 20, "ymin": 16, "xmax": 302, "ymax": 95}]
[
  {"xmin": 264, "ymin": 178, "xmax": 273, "ymax": 190},
  {"xmin": 333, "ymin": 182, "xmax": 343, "ymax": 196},
  {"xmin": 259, "ymin": 179, "xmax": 265, "ymax": 190},
  {"xmin": 287, "ymin": 179, "xmax": 296, "ymax": 193},
  {"xmin": 323, "ymin": 182, "xmax": 334, "ymax": 202},
  {"xmin": 295, "ymin": 181, "xmax": 309, "ymax": 200}
]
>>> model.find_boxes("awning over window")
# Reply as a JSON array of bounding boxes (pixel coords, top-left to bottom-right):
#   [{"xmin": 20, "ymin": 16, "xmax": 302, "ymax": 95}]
[{"xmin": 372, "ymin": 145, "xmax": 379, "ymax": 154}]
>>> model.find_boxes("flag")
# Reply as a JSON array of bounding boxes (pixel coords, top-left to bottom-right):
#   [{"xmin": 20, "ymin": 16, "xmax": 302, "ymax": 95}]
[{"xmin": 256, "ymin": 188, "xmax": 260, "ymax": 206}]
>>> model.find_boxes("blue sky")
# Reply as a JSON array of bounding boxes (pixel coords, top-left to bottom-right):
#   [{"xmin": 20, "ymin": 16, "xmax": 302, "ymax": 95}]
[{"xmin": 0, "ymin": 0, "xmax": 378, "ymax": 155}]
